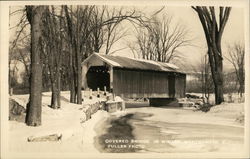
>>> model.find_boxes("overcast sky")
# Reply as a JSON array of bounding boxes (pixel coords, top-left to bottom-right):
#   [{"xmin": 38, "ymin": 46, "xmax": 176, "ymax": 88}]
[
  {"xmin": 9, "ymin": 5, "xmax": 245, "ymax": 71},
  {"xmin": 108, "ymin": 6, "xmax": 245, "ymax": 70}
]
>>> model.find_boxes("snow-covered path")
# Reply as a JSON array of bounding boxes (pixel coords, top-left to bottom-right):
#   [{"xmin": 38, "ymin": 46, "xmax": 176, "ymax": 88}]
[{"xmin": 95, "ymin": 103, "xmax": 244, "ymax": 153}]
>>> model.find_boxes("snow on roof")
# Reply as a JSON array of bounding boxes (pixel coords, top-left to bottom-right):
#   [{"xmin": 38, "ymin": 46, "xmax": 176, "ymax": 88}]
[
  {"xmin": 82, "ymin": 53, "xmax": 185, "ymax": 74},
  {"xmin": 97, "ymin": 53, "xmax": 122, "ymax": 67}
]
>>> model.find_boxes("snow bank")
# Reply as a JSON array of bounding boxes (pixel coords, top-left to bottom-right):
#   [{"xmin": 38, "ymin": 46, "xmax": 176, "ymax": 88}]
[
  {"xmin": 9, "ymin": 91, "xmax": 110, "ymax": 153},
  {"xmin": 209, "ymin": 102, "xmax": 244, "ymax": 123}
]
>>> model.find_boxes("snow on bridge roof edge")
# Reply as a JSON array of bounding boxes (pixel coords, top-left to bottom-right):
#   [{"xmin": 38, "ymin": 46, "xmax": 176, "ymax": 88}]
[{"xmin": 82, "ymin": 53, "xmax": 186, "ymax": 74}]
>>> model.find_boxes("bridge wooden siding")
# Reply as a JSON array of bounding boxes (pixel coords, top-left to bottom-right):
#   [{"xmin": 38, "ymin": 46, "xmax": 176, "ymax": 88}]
[{"xmin": 82, "ymin": 53, "xmax": 186, "ymax": 99}]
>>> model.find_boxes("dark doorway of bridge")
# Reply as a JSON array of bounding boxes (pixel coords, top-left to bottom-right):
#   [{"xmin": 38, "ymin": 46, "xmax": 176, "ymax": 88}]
[
  {"xmin": 86, "ymin": 66, "xmax": 110, "ymax": 91},
  {"xmin": 168, "ymin": 75, "xmax": 175, "ymax": 98}
]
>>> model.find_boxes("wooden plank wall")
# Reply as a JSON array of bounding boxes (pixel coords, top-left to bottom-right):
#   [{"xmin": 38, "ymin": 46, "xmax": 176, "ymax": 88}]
[
  {"xmin": 113, "ymin": 68, "xmax": 164, "ymax": 98},
  {"xmin": 113, "ymin": 68, "xmax": 186, "ymax": 98},
  {"xmin": 175, "ymin": 74, "xmax": 186, "ymax": 98}
]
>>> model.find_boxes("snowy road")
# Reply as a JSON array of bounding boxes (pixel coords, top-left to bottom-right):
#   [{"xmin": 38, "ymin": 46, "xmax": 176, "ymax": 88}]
[{"xmin": 94, "ymin": 102, "xmax": 244, "ymax": 153}]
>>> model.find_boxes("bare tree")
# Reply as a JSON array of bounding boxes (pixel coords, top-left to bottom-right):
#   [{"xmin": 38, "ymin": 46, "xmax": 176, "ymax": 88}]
[
  {"xmin": 104, "ymin": 7, "xmax": 129, "ymax": 55},
  {"xmin": 126, "ymin": 40, "xmax": 139, "ymax": 58},
  {"xmin": 63, "ymin": 5, "xmax": 142, "ymax": 104},
  {"xmin": 192, "ymin": 6, "xmax": 231, "ymax": 104},
  {"xmin": 9, "ymin": 52, "xmax": 20, "ymax": 93},
  {"xmin": 201, "ymin": 54, "xmax": 213, "ymax": 103},
  {"xmin": 89, "ymin": 6, "xmax": 140, "ymax": 55},
  {"xmin": 64, "ymin": 5, "xmax": 96, "ymax": 104},
  {"xmin": 9, "ymin": 46, "xmax": 30, "ymax": 83},
  {"xmin": 64, "ymin": 5, "xmax": 79, "ymax": 104},
  {"xmin": 9, "ymin": 7, "xmax": 30, "ymax": 93},
  {"xmin": 42, "ymin": 6, "xmax": 64, "ymax": 109},
  {"xmin": 9, "ymin": 8, "xmax": 29, "ymax": 52},
  {"xmin": 90, "ymin": 6, "xmax": 106, "ymax": 53},
  {"xmin": 25, "ymin": 6, "xmax": 47, "ymax": 126},
  {"xmin": 226, "ymin": 42, "xmax": 245, "ymax": 97},
  {"xmin": 134, "ymin": 14, "xmax": 190, "ymax": 62},
  {"xmin": 17, "ymin": 47, "xmax": 30, "ymax": 79},
  {"xmin": 135, "ymin": 27, "xmax": 155, "ymax": 60}
]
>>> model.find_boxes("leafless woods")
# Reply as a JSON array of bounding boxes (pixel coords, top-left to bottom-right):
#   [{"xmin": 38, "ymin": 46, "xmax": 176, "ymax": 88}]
[{"xmin": 8, "ymin": 5, "xmax": 244, "ymax": 126}]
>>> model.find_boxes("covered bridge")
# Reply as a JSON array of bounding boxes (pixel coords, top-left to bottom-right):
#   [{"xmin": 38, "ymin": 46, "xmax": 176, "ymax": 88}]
[{"xmin": 82, "ymin": 53, "xmax": 186, "ymax": 105}]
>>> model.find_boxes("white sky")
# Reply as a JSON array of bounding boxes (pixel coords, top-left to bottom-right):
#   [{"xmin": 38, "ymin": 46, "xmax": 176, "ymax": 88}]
[
  {"xmin": 108, "ymin": 6, "xmax": 245, "ymax": 70},
  {"xmin": 9, "ymin": 5, "xmax": 245, "ymax": 71}
]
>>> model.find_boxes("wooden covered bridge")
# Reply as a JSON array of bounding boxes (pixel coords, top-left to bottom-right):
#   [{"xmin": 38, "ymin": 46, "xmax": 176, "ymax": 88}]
[{"xmin": 82, "ymin": 53, "xmax": 186, "ymax": 106}]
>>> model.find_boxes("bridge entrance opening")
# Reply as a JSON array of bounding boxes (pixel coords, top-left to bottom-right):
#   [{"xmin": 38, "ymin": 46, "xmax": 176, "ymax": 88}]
[{"xmin": 86, "ymin": 66, "xmax": 110, "ymax": 91}]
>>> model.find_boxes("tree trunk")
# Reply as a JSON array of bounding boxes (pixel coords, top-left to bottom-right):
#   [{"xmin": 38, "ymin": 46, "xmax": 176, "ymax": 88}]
[
  {"xmin": 215, "ymin": 61, "xmax": 224, "ymax": 104},
  {"xmin": 192, "ymin": 6, "xmax": 231, "ymax": 105},
  {"xmin": 44, "ymin": 6, "xmax": 63, "ymax": 109},
  {"xmin": 238, "ymin": 68, "xmax": 244, "ymax": 98},
  {"xmin": 204, "ymin": 55, "xmax": 210, "ymax": 103},
  {"xmin": 239, "ymin": 81, "xmax": 244, "ymax": 98},
  {"xmin": 69, "ymin": 71, "xmax": 76, "ymax": 103},
  {"xmin": 57, "ymin": 70, "xmax": 61, "ymax": 107},
  {"xmin": 208, "ymin": 49, "xmax": 224, "ymax": 104},
  {"xmin": 51, "ymin": 81, "xmax": 60, "ymax": 109},
  {"xmin": 76, "ymin": 17, "xmax": 82, "ymax": 104},
  {"xmin": 64, "ymin": 6, "xmax": 79, "ymax": 104},
  {"xmin": 76, "ymin": 57, "xmax": 82, "ymax": 104},
  {"xmin": 25, "ymin": 6, "xmax": 45, "ymax": 126},
  {"xmin": 69, "ymin": 44, "xmax": 77, "ymax": 103},
  {"xmin": 70, "ymin": 86, "xmax": 76, "ymax": 103},
  {"xmin": 214, "ymin": 78, "xmax": 224, "ymax": 104}
]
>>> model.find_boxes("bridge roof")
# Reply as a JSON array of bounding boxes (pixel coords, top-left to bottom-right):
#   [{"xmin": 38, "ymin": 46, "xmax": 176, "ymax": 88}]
[{"xmin": 82, "ymin": 53, "xmax": 185, "ymax": 74}]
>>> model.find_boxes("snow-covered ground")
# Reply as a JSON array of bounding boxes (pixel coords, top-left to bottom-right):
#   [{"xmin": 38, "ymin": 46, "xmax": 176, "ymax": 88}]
[
  {"xmin": 94, "ymin": 101, "xmax": 245, "ymax": 154},
  {"xmin": 8, "ymin": 91, "xmax": 245, "ymax": 155},
  {"xmin": 9, "ymin": 91, "xmax": 109, "ymax": 153}
]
